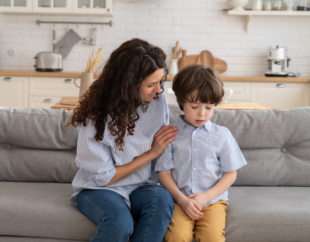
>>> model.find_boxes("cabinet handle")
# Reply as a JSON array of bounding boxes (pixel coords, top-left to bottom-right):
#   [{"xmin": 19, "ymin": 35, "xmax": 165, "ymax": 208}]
[
  {"xmin": 276, "ymin": 83, "xmax": 285, "ymax": 88},
  {"xmin": 64, "ymin": 79, "xmax": 73, "ymax": 83},
  {"xmin": 44, "ymin": 99, "xmax": 54, "ymax": 103},
  {"xmin": 4, "ymin": 77, "xmax": 12, "ymax": 81}
]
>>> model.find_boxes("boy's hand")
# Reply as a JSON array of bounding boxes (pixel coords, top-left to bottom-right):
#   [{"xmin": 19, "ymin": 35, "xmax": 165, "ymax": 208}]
[
  {"xmin": 179, "ymin": 198, "xmax": 204, "ymax": 220},
  {"xmin": 187, "ymin": 192, "xmax": 211, "ymax": 208}
]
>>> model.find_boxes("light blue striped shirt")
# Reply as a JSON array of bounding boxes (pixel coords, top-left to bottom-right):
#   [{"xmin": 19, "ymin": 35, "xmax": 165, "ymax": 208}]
[
  {"xmin": 70, "ymin": 93, "xmax": 169, "ymax": 208},
  {"xmin": 155, "ymin": 114, "xmax": 247, "ymax": 207}
]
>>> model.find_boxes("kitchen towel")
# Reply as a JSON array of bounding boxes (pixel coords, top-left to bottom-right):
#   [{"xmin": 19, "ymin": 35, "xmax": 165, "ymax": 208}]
[{"xmin": 54, "ymin": 29, "xmax": 81, "ymax": 59}]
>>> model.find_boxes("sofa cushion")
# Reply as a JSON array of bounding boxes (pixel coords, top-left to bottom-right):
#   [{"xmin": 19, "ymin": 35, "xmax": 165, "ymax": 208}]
[
  {"xmin": 1, "ymin": 182, "xmax": 310, "ymax": 242},
  {"xmin": 226, "ymin": 186, "xmax": 310, "ymax": 242},
  {"xmin": 0, "ymin": 144, "xmax": 77, "ymax": 183},
  {"xmin": 0, "ymin": 107, "xmax": 76, "ymax": 150},
  {"xmin": 0, "ymin": 182, "xmax": 96, "ymax": 241}
]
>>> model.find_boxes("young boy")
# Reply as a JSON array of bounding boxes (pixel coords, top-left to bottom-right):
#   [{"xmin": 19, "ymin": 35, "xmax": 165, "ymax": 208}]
[{"xmin": 155, "ymin": 64, "xmax": 247, "ymax": 242}]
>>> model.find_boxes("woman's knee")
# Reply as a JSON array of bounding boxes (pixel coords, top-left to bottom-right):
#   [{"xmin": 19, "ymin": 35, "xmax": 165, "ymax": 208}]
[{"xmin": 155, "ymin": 187, "xmax": 174, "ymax": 215}]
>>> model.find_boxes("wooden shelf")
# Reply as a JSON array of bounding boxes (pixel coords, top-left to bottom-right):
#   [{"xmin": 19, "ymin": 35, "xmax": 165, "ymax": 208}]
[{"xmin": 225, "ymin": 10, "xmax": 310, "ymax": 33}]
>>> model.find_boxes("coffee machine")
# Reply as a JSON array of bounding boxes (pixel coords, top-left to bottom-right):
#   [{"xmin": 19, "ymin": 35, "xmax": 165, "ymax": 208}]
[{"xmin": 265, "ymin": 45, "xmax": 291, "ymax": 77}]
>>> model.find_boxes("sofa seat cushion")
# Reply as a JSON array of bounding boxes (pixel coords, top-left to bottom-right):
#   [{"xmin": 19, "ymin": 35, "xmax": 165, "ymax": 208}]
[
  {"xmin": 226, "ymin": 187, "xmax": 310, "ymax": 242},
  {"xmin": 1, "ymin": 183, "xmax": 310, "ymax": 242},
  {"xmin": 0, "ymin": 182, "xmax": 96, "ymax": 241}
]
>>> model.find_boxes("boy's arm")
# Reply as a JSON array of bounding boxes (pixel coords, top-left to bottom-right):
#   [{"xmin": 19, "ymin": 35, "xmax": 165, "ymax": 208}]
[
  {"xmin": 188, "ymin": 171, "xmax": 237, "ymax": 206},
  {"xmin": 159, "ymin": 170, "xmax": 204, "ymax": 220},
  {"xmin": 159, "ymin": 170, "xmax": 187, "ymax": 205}
]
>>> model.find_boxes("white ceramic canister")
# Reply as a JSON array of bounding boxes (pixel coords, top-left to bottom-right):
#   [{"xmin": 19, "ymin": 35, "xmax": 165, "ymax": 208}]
[
  {"xmin": 168, "ymin": 59, "xmax": 178, "ymax": 75},
  {"xmin": 252, "ymin": 0, "xmax": 263, "ymax": 10}
]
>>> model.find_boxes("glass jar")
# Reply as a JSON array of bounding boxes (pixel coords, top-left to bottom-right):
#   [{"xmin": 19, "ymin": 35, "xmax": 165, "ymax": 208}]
[
  {"xmin": 252, "ymin": 0, "xmax": 263, "ymax": 10},
  {"xmin": 296, "ymin": 0, "xmax": 308, "ymax": 10},
  {"xmin": 273, "ymin": 0, "xmax": 284, "ymax": 10},
  {"xmin": 263, "ymin": 0, "xmax": 273, "ymax": 10}
]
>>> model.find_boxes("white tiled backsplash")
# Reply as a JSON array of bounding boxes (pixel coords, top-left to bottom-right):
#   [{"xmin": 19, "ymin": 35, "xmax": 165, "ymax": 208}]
[{"xmin": 0, "ymin": 0, "xmax": 310, "ymax": 76}]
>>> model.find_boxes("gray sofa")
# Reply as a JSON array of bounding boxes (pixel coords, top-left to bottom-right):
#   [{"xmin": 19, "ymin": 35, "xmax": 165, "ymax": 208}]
[{"xmin": 0, "ymin": 105, "xmax": 310, "ymax": 242}]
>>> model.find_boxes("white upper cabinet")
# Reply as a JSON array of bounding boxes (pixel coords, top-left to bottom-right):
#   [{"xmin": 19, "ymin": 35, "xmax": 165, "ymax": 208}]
[
  {"xmin": 72, "ymin": 0, "xmax": 111, "ymax": 15},
  {"xmin": 33, "ymin": 0, "xmax": 72, "ymax": 13},
  {"xmin": 0, "ymin": 0, "xmax": 112, "ymax": 14},
  {"xmin": 0, "ymin": 0, "xmax": 32, "ymax": 12}
]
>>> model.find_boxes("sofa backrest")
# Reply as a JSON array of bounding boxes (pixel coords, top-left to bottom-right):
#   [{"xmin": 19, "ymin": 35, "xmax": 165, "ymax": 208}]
[
  {"xmin": 0, "ymin": 107, "xmax": 78, "ymax": 183},
  {"xmin": 1, "ymin": 105, "xmax": 310, "ymax": 186}
]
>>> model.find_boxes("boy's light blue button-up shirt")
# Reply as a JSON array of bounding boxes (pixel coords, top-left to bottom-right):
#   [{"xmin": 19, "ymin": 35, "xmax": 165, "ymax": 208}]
[
  {"xmin": 155, "ymin": 114, "xmax": 247, "ymax": 207},
  {"xmin": 70, "ymin": 94, "xmax": 169, "ymax": 208}
]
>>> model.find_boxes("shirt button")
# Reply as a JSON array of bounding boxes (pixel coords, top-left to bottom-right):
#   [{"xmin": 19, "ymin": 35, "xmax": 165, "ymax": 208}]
[
  {"xmin": 193, "ymin": 131, "xmax": 196, "ymax": 134},
  {"xmin": 193, "ymin": 149, "xmax": 196, "ymax": 152},
  {"xmin": 193, "ymin": 168, "xmax": 196, "ymax": 171}
]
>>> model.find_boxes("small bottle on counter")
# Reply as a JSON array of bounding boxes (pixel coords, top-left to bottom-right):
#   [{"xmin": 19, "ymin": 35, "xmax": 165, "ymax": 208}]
[
  {"xmin": 252, "ymin": 0, "xmax": 263, "ymax": 10},
  {"xmin": 273, "ymin": 0, "xmax": 284, "ymax": 10},
  {"xmin": 263, "ymin": 0, "xmax": 273, "ymax": 10}
]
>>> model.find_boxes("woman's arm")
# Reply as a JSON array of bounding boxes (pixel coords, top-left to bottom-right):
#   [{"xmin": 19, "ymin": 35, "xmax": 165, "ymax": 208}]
[{"xmin": 104, "ymin": 124, "xmax": 178, "ymax": 187}]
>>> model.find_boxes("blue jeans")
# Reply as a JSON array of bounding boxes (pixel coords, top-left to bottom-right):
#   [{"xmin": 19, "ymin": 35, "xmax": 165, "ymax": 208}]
[{"xmin": 77, "ymin": 185, "xmax": 174, "ymax": 242}]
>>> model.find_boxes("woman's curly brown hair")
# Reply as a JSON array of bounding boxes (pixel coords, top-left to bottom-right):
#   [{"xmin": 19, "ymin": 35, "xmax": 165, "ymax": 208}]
[{"xmin": 68, "ymin": 38, "xmax": 168, "ymax": 152}]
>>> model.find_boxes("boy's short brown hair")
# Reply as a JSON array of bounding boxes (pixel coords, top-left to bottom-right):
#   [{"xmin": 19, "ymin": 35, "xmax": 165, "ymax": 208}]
[{"xmin": 172, "ymin": 64, "xmax": 224, "ymax": 111}]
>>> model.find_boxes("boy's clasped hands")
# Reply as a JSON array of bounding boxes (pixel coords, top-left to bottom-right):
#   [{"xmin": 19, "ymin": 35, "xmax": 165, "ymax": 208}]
[{"xmin": 179, "ymin": 191, "xmax": 212, "ymax": 220}]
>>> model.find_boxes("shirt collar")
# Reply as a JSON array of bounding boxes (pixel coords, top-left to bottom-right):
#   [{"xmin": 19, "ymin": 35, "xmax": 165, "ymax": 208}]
[{"xmin": 175, "ymin": 115, "xmax": 212, "ymax": 133}]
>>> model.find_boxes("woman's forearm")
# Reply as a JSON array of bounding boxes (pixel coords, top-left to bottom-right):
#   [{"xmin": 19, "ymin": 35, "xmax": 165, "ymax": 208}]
[
  {"xmin": 103, "ymin": 150, "xmax": 157, "ymax": 187},
  {"xmin": 159, "ymin": 170, "xmax": 187, "ymax": 205}
]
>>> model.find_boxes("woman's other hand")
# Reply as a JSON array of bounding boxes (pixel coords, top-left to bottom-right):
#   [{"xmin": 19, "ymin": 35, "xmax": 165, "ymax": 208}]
[{"xmin": 150, "ymin": 125, "xmax": 177, "ymax": 158}]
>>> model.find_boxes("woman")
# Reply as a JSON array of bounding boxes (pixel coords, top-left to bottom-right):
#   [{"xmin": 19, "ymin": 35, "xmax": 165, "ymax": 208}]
[{"xmin": 69, "ymin": 38, "xmax": 177, "ymax": 242}]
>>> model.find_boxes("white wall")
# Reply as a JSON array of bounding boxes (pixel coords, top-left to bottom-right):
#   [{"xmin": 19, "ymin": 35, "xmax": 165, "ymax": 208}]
[{"xmin": 0, "ymin": 0, "xmax": 310, "ymax": 77}]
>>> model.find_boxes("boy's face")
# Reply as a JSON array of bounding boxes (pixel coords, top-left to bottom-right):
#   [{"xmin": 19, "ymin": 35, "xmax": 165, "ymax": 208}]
[{"xmin": 183, "ymin": 100, "xmax": 215, "ymax": 128}]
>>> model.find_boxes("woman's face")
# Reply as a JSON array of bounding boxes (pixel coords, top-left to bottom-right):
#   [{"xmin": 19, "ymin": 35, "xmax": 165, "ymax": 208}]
[{"xmin": 139, "ymin": 68, "xmax": 164, "ymax": 102}]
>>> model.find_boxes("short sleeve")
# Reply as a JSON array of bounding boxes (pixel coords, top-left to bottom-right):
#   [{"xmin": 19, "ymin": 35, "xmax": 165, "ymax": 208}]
[
  {"xmin": 155, "ymin": 142, "xmax": 174, "ymax": 172},
  {"xmin": 75, "ymin": 121, "xmax": 116, "ymax": 187},
  {"xmin": 219, "ymin": 128, "xmax": 247, "ymax": 172}
]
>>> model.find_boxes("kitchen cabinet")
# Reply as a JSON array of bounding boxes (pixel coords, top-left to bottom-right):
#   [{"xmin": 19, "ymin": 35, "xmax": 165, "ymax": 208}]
[
  {"xmin": 0, "ymin": 0, "xmax": 112, "ymax": 14},
  {"xmin": 223, "ymin": 82, "xmax": 251, "ymax": 103},
  {"xmin": 28, "ymin": 77, "xmax": 80, "ymax": 108},
  {"xmin": 0, "ymin": 76, "xmax": 28, "ymax": 108},
  {"xmin": 28, "ymin": 96, "xmax": 62, "ymax": 108},
  {"xmin": 0, "ymin": 0, "xmax": 32, "ymax": 12},
  {"xmin": 251, "ymin": 82, "xmax": 310, "ymax": 109},
  {"xmin": 72, "ymin": 0, "xmax": 112, "ymax": 15},
  {"xmin": 33, "ymin": 0, "xmax": 72, "ymax": 13}
]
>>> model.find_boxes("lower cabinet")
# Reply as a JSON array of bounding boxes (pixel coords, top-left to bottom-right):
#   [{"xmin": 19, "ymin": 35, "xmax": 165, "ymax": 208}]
[
  {"xmin": 0, "ymin": 76, "xmax": 28, "ymax": 108},
  {"xmin": 28, "ymin": 96, "xmax": 63, "ymax": 109},
  {"xmin": 251, "ymin": 82, "xmax": 310, "ymax": 109}
]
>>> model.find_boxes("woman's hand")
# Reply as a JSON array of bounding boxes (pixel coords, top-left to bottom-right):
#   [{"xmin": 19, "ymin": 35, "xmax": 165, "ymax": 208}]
[
  {"xmin": 179, "ymin": 197, "xmax": 204, "ymax": 220},
  {"xmin": 150, "ymin": 124, "xmax": 177, "ymax": 158}
]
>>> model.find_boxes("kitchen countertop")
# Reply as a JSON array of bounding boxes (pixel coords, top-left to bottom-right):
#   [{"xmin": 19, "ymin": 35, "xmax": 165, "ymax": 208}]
[{"xmin": 0, "ymin": 70, "xmax": 310, "ymax": 83}]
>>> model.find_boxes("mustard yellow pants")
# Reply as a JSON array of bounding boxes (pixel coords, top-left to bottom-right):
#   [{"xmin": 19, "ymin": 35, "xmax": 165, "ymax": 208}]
[{"xmin": 165, "ymin": 200, "xmax": 228, "ymax": 242}]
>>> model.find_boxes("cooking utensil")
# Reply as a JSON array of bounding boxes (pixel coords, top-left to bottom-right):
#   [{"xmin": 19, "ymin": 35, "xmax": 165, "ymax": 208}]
[
  {"xmin": 177, "ymin": 54, "xmax": 227, "ymax": 73},
  {"xmin": 172, "ymin": 41, "xmax": 179, "ymax": 59},
  {"xmin": 196, "ymin": 50, "xmax": 215, "ymax": 68},
  {"xmin": 53, "ymin": 26, "xmax": 56, "ymax": 52}
]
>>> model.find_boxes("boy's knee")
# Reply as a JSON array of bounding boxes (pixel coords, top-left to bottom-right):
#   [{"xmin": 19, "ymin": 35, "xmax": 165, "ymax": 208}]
[
  {"xmin": 195, "ymin": 226, "xmax": 225, "ymax": 242},
  {"xmin": 165, "ymin": 228, "xmax": 193, "ymax": 242}
]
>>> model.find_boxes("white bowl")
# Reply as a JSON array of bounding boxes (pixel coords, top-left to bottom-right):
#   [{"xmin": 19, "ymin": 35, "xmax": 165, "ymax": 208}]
[{"xmin": 227, "ymin": 0, "xmax": 249, "ymax": 11}]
